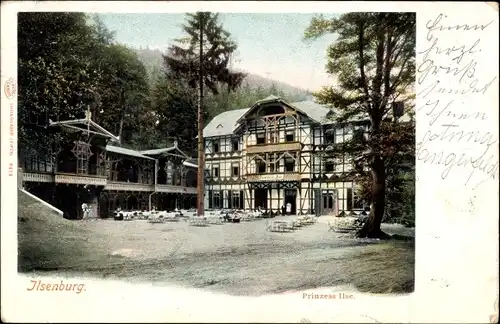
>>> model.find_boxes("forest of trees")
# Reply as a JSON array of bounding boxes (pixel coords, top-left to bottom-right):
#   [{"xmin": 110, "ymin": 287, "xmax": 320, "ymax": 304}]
[{"xmin": 18, "ymin": 12, "xmax": 309, "ymax": 158}]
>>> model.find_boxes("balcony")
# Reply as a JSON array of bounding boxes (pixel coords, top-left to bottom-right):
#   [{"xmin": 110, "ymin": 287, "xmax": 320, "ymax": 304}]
[
  {"xmin": 22, "ymin": 171, "xmax": 108, "ymax": 186},
  {"xmin": 246, "ymin": 172, "xmax": 301, "ymax": 182},
  {"xmin": 23, "ymin": 172, "xmax": 54, "ymax": 183},
  {"xmin": 54, "ymin": 173, "xmax": 108, "ymax": 186},
  {"xmin": 157, "ymin": 184, "xmax": 197, "ymax": 194},
  {"xmin": 105, "ymin": 181, "xmax": 153, "ymax": 192},
  {"xmin": 246, "ymin": 141, "xmax": 301, "ymax": 154}
]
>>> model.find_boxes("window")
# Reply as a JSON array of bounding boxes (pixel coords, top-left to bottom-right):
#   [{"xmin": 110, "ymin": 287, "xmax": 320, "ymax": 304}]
[
  {"xmin": 346, "ymin": 188, "xmax": 353, "ymax": 211},
  {"xmin": 353, "ymin": 189, "xmax": 365, "ymax": 209},
  {"xmin": 232, "ymin": 163, "xmax": 239, "ymax": 176},
  {"xmin": 166, "ymin": 161, "xmax": 173, "ymax": 185},
  {"xmin": 285, "ymin": 130, "xmax": 295, "ymax": 142},
  {"xmin": 256, "ymin": 133, "xmax": 266, "ymax": 144},
  {"xmin": 232, "ymin": 138, "xmax": 239, "ymax": 151},
  {"xmin": 268, "ymin": 131, "xmax": 278, "ymax": 143},
  {"xmin": 213, "ymin": 191, "xmax": 221, "ymax": 209},
  {"xmin": 213, "ymin": 140, "xmax": 220, "ymax": 153},
  {"xmin": 325, "ymin": 159, "xmax": 335, "ymax": 172},
  {"xmin": 257, "ymin": 161, "xmax": 266, "ymax": 173},
  {"xmin": 284, "ymin": 157, "xmax": 295, "ymax": 172},
  {"xmin": 324, "ymin": 128, "xmax": 334, "ymax": 143},
  {"xmin": 231, "ymin": 191, "xmax": 240, "ymax": 209},
  {"xmin": 213, "ymin": 165, "xmax": 219, "ymax": 178},
  {"xmin": 268, "ymin": 154, "xmax": 276, "ymax": 173}
]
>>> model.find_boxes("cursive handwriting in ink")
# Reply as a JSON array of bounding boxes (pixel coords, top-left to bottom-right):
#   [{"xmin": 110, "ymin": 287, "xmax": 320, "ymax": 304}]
[
  {"xmin": 417, "ymin": 13, "xmax": 498, "ymax": 188},
  {"xmin": 417, "ymin": 58, "xmax": 477, "ymax": 85},
  {"xmin": 418, "ymin": 37, "xmax": 481, "ymax": 64},
  {"xmin": 418, "ymin": 77, "xmax": 497, "ymax": 99},
  {"xmin": 425, "ymin": 13, "xmax": 494, "ymax": 42}
]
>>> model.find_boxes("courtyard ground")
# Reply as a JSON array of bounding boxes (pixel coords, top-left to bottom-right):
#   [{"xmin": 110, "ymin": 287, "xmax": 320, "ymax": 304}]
[{"xmin": 18, "ymin": 190, "xmax": 415, "ymax": 296}]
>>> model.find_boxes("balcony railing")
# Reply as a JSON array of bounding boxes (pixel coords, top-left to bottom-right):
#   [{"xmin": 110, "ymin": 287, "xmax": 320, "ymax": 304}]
[
  {"xmin": 246, "ymin": 172, "xmax": 301, "ymax": 182},
  {"xmin": 246, "ymin": 141, "xmax": 301, "ymax": 154},
  {"xmin": 157, "ymin": 184, "xmax": 197, "ymax": 194},
  {"xmin": 23, "ymin": 172, "xmax": 54, "ymax": 183},
  {"xmin": 55, "ymin": 173, "xmax": 108, "ymax": 186},
  {"xmin": 105, "ymin": 181, "xmax": 153, "ymax": 191}
]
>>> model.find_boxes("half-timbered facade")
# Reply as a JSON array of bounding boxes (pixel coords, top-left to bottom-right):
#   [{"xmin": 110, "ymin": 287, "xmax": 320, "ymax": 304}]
[
  {"xmin": 19, "ymin": 111, "xmax": 197, "ymax": 219},
  {"xmin": 203, "ymin": 95, "xmax": 369, "ymax": 216}
]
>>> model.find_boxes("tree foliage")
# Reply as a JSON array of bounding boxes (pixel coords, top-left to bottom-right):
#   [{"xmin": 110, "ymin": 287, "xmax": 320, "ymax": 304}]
[
  {"xmin": 163, "ymin": 12, "xmax": 245, "ymax": 94},
  {"xmin": 154, "ymin": 12, "xmax": 246, "ymax": 155},
  {"xmin": 18, "ymin": 12, "xmax": 154, "ymax": 161},
  {"xmin": 305, "ymin": 13, "xmax": 416, "ymax": 238}
]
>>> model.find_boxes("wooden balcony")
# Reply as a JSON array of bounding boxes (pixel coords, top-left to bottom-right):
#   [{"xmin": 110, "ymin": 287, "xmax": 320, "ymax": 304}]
[
  {"xmin": 22, "ymin": 171, "xmax": 108, "ymax": 186},
  {"xmin": 104, "ymin": 181, "xmax": 153, "ymax": 192},
  {"xmin": 23, "ymin": 172, "xmax": 54, "ymax": 183},
  {"xmin": 157, "ymin": 184, "xmax": 197, "ymax": 194},
  {"xmin": 246, "ymin": 172, "xmax": 301, "ymax": 182},
  {"xmin": 246, "ymin": 141, "xmax": 301, "ymax": 154},
  {"xmin": 54, "ymin": 173, "xmax": 108, "ymax": 186},
  {"xmin": 20, "ymin": 170, "xmax": 197, "ymax": 194}
]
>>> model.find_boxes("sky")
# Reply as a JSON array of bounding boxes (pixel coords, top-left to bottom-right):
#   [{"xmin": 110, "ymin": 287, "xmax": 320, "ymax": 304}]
[{"xmin": 97, "ymin": 13, "xmax": 338, "ymax": 91}]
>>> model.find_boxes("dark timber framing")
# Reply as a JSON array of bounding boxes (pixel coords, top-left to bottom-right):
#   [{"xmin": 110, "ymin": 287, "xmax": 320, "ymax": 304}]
[{"xmin": 203, "ymin": 95, "xmax": 370, "ymax": 215}]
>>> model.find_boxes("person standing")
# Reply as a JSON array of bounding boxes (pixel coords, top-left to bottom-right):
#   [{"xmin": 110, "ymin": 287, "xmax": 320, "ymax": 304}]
[
  {"xmin": 81, "ymin": 202, "xmax": 89, "ymax": 219},
  {"xmin": 286, "ymin": 202, "xmax": 291, "ymax": 215}
]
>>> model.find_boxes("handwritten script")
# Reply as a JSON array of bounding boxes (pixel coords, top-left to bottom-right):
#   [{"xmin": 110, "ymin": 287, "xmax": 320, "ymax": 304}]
[{"xmin": 416, "ymin": 13, "xmax": 499, "ymax": 188}]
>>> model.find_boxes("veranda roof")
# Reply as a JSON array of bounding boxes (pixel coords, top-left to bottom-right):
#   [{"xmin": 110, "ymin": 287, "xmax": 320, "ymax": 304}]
[{"xmin": 49, "ymin": 114, "xmax": 119, "ymax": 142}]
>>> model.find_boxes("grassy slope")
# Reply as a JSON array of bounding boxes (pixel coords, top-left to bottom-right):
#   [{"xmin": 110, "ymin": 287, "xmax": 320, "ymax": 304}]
[{"xmin": 17, "ymin": 190, "xmax": 113, "ymax": 272}]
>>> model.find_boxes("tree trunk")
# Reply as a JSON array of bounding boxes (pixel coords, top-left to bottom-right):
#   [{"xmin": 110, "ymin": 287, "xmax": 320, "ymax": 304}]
[
  {"xmin": 357, "ymin": 155, "xmax": 390, "ymax": 239},
  {"xmin": 196, "ymin": 16, "xmax": 205, "ymax": 216}
]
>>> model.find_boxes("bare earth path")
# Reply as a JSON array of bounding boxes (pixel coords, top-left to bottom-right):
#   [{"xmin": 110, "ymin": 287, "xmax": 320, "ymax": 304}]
[{"xmin": 53, "ymin": 217, "xmax": 414, "ymax": 296}]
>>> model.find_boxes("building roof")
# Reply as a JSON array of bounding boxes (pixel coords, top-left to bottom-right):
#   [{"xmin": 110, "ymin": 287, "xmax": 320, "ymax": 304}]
[
  {"xmin": 203, "ymin": 98, "xmax": 333, "ymax": 138},
  {"xmin": 140, "ymin": 147, "xmax": 177, "ymax": 155},
  {"xmin": 203, "ymin": 108, "xmax": 250, "ymax": 137},
  {"xmin": 49, "ymin": 118, "xmax": 120, "ymax": 142},
  {"xmin": 140, "ymin": 141, "xmax": 189, "ymax": 158},
  {"xmin": 106, "ymin": 145, "xmax": 156, "ymax": 160}
]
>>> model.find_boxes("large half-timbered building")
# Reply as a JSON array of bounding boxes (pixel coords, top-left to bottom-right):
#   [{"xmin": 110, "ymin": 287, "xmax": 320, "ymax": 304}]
[
  {"xmin": 18, "ymin": 110, "xmax": 197, "ymax": 219},
  {"xmin": 203, "ymin": 95, "xmax": 369, "ymax": 216}
]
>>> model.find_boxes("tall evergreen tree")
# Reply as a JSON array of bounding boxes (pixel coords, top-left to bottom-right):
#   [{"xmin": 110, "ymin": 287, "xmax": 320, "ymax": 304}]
[
  {"xmin": 163, "ymin": 12, "xmax": 245, "ymax": 94},
  {"xmin": 161, "ymin": 12, "xmax": 245, "ymax": 215},
  {"xmin": 304, "ymin": 13, "xmax": 416, "ymax": 238}
]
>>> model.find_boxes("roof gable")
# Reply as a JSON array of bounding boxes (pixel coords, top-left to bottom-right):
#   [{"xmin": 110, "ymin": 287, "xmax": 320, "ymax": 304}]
[{"xmin": 203, "ymin": 97, "xmax": 334, "ymax": 138}]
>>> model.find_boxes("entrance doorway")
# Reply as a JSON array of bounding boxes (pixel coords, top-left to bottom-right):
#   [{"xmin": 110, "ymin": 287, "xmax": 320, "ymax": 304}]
[
  {"xmin": 321, "ymin": 190, "xmax": 336, "ymax": 215},
  {"xmin": 254, "ymin": 189, "xmax": 268, "ymax": 210},
  {"xmin": 284, "ymin": 189, "xmax": 297, "ymax": 215}
]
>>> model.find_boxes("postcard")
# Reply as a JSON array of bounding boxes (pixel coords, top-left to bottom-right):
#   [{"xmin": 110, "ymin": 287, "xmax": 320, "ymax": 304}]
[{"xmin": 1, "ymin": 1, "xmax": 498, "ymax": 323}]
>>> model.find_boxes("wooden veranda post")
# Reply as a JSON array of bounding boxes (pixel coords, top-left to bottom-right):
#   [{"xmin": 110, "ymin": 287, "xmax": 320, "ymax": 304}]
[{"xmin": 196, "ymin": 14, "xmax": 205, "ymax": 216}]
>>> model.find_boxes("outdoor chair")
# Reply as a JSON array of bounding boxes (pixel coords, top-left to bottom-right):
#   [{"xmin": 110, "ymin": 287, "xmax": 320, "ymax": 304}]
[
  {"xmin": 207, "ymin": 215, "xmax": 224, "ymax": 225},
  {"xmin": 189, "ymin": 217, "xmax": 209, "ymax": 227}
]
